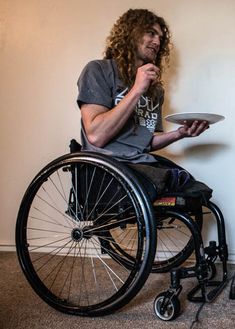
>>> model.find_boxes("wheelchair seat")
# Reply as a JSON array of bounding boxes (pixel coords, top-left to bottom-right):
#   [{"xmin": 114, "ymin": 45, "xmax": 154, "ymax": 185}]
[{"xmin": 127, "ymin": 162, "xmax": 213, "ymax": 205}]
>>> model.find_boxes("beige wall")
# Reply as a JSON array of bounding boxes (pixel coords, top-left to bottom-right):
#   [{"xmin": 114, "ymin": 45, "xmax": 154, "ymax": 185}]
[{"xmin": 1, "ymin": 0, "xmax": 235, "ymax": 261}]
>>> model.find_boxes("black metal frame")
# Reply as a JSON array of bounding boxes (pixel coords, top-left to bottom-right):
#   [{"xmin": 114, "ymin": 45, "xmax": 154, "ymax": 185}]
[
  {"xmin": 68, "ymin": 139, "xmax": 231, "ymax": 317},
  {"xmin": 157, "ymin": 203, "xmax": 228, "ymax": 302}
]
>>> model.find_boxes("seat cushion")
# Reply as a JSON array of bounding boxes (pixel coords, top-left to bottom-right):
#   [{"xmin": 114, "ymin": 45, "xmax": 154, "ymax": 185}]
[{"xmin": 127, "ymin": 163, "xmax": 213, "ymax": 204}]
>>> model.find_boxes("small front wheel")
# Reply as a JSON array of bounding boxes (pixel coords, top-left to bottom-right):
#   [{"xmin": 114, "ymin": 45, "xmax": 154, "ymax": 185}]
[{"xmin": 154, "ymin": 292, "xmax": 180, "ymax": 321}]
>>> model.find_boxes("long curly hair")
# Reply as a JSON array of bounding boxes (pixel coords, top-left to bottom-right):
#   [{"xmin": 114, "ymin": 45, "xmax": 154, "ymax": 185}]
[{"xmin": 104, "ymin": 9, "xmax": 171, "ymax": 99}]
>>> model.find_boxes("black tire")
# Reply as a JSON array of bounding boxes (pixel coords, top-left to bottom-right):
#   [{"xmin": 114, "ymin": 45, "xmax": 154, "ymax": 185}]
[
  {"xmin": 16, "ymin": 152, "xmax": 156, "ymax": 316},
  {"xmin": 154, "ymin": 292, "xmax": 181, "ymax": 321}
]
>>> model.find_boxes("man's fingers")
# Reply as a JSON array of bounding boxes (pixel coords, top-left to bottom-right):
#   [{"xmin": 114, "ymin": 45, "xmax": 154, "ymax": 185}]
[{"xmin": 191, "ymin": 121, "xmax": 209, "ymax": 136}]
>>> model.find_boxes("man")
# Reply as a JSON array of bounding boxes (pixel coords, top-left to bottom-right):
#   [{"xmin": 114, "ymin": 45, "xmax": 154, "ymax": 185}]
[{"xmin": 77, "ymin": 9, "xmax": 209, "ymax": 191}]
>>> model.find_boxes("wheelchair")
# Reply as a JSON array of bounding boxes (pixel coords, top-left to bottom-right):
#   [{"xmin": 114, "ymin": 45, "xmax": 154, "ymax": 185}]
[{"xmin": 15, "ymin": 139, "xmax": 231, "ymax": 321}]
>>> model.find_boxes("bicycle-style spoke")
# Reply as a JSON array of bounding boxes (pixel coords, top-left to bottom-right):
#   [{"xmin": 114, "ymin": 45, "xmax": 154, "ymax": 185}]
[{"xmin": 157, "ymin": 219, "xmax": 191, "ymax": 258}]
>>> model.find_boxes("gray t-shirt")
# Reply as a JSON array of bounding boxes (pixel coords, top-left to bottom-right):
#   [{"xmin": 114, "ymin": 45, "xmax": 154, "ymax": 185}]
[{"xmin": 77, "ymin": 59, "xmax": 164, "ymax": 163}]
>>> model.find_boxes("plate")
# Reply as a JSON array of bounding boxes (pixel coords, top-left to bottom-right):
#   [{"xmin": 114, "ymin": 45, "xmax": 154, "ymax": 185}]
[{"xmin": 165, "ymin": 112, "xmax": 225, "ymax": 125}]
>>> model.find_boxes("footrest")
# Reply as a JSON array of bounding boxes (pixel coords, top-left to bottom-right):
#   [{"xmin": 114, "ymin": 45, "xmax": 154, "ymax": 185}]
[
  {"xmin": 206, "ymin": 280, "xmax": 228, "ymax": 302},
  {"xmin": 187, "ymin": 284, "xmax": 205, "ymax": 303},
  {"xmin": 187, "ymin": 280, "xmax": 228, "ymax": 303}
]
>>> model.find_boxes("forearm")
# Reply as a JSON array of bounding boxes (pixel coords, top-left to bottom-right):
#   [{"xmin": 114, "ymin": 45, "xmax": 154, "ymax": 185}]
[
  {"xmin": 151, "ymin": 119, "xmax": 209, "ymax": 150},
  {"xmin": 151, "ymin": 129, "xmax": 184, "ymax": 150},
  {"xmin": 81, "ymin": 87, "xmax": 142, "ymax": 147}
]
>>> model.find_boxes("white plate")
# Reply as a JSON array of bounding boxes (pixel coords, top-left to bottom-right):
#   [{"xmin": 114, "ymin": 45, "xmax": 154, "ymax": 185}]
[{"xmin": 165, "ymin": 112, "xmax": 225, "ymax": 125}]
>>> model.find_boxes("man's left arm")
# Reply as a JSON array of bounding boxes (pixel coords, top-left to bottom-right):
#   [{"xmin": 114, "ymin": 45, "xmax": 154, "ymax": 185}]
[{"xmin": 151, "ymin": 120, "xmax": 209, "ymax": 151}]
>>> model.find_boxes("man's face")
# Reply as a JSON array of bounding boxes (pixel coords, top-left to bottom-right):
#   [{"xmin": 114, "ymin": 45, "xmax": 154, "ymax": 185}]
[{"xmin": 136, "ymin": 23, "xmax": 163, "ymax": 66}]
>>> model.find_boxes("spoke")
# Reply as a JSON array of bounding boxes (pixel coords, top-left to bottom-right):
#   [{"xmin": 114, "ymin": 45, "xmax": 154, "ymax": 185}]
[
  {"xmin": 67, "ymin": 244, "xmax": 80, "ymax": 302},
  {"xmin": 92, "ymin": 207, "xmax": 134, "ymax": 232},
  {"xmin": 33, "ymin": 238, "xmax": 74, "ymax": 273},
  {"xmin": 84, "ymin": 215, "xmax": 136, "ymax": 234},
  {"xmin": 29, "ymin": 213, "xmax": 72, "ymax": 230},
  {"xmin": 36, "ymin": 194, "xmax": 75, "ymax": 228},
  {"xmin": 90, "ymin": 239, "xmax": 126, "ymax": 285},
  {"xmin": 28, "ymin": 226, "xmax": 70, "ymax": 235},
  {"xmin": 48, "ymin": 173, "xmax": 68, "ymax": 206},
  {"xmin": 58, "ymin": 243, "xmax": 80, "ymax": 299},
  {"xmin": 76, "ymin": 239, "xmax": 90, "ymax": 305},
  {"xmin": 82, "ymin": 165, "xmax": 97, "ymax": 218},
  {"xmin": 28, "ymin": 235, "xmax": 71, "ymax": 253},
  {"xmin": 156, "ymin": 229, "xmax": 175, "ymax": 261},
  {"xmin": 115, "ymin": 225, "xmax": 139, "ymax": 254},
  {"xmin": 162, "ymin": 227, "xmax": 181, "ymax": 250},
  {"xmin": 90, "ymin": 256, "xmax": 101, "ymax": 303},
  {"xmin": 95, "ymin": 171, "xmax": 107, "ymax": 203},
  {"xmin": 161, "ymin": 218, "xmax": 191, "ymax": 238},
  {"xmin": 47, "ymin": 242, "xmax": 77, "ymax": 290},
  {"xmin": 90, "ymin": 237, "xmax": 130, "ymax": 274},
  {"xmin": 161, "ymin": 222, "xmax": 190, "ymax": 248},
  {"xmin": 91, "ymin": 195, "xmax": 130, "ymax": 225},
  {"xmin": 59, "ymin": 244, "xmax": 77, "ymax": 301},
  {"xmin": 94, "ymin": 233, "xmax": 138, "ymax": 253},
  {"xmin": 72, "ymin": 164, "xmax": 85, "ymax": 222},
  {"xmin": 156, "ymin": 220, "xmax": 190, "ymax": 262},
  {"xmin": 85, "ymin": 176, "xmax": 115, "ymax": 221}
]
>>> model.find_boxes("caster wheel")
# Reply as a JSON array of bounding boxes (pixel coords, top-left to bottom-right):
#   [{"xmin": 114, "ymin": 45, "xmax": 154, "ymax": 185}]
[{"xmin": 154, "ymin": 292, "xmax": 180, "ymax": 321}]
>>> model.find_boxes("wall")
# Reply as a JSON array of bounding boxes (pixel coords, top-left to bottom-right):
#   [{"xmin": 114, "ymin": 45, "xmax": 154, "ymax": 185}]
[{"xmin": 0, "ymin": 0, "xmax": 235, "ymax": 261}]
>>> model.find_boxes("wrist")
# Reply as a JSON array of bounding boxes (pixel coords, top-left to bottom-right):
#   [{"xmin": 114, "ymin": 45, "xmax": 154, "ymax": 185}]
[
  {"xmin": 130, "ymin": 83, "xmax": 145, "ymax": 99},
  {"xmin": 176, "ymin": 127, "xmax": 185, "ymax": 140}
]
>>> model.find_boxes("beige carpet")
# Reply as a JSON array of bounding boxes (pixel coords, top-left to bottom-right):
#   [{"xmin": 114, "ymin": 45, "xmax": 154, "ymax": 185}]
[{"xmin": 0, "ymin": 252, "xmax": 234, "ymax": 329}]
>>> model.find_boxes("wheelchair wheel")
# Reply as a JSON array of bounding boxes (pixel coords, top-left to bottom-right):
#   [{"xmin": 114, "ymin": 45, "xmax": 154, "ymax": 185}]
[
  {"xmin": 152, "ymin": 210, "xmax": 203, "ymax": 272},
  {"xmin": 15, "ymin": 152, "xmax": 156, "ymax": 316}
]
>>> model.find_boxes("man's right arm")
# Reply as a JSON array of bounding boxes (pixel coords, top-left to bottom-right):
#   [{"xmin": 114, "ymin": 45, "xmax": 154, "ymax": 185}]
[
  {"xmin": 80, "ymin": 63, "xmax": 160, "ymax": 147},
  {"xmin": 81, "ymin": 88, "xmax": 141, "ymax": 148}
]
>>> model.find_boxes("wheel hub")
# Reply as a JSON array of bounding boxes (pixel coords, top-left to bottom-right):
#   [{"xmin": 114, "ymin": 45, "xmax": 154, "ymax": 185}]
[
  {"xmin": 71, "ymin": 226, "xmax": 94, "ymax": 242},
  {"xmin": 71, "ymin": 228, "xmax": 83, "ymax": 242}
]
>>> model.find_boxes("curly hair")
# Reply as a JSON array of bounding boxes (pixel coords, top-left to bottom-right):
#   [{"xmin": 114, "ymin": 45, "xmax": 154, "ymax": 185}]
[{"xmin": 104, "ymin": 9, "xmax": 171, "ymax": 99}]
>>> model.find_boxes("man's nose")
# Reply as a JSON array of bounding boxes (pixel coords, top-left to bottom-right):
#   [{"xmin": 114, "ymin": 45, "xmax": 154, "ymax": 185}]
[{"xmin": 152, "ymin": 35, "xmax": 161, "ymax": 45}]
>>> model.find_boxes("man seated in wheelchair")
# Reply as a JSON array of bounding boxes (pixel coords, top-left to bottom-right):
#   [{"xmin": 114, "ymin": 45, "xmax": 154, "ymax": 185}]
[
  {"xmin": 75, "ymin": 8, "xmax": 211, "ymax": 210},
  {"xmin": 15, "ymin": 9, "xmax": 231, "ymax": 320}
]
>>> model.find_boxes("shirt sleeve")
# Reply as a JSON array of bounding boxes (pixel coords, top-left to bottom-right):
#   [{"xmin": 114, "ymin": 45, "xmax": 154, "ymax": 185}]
[{"xmin": 77, "ymin": 60, "xmax": 113, "ymax": 109}]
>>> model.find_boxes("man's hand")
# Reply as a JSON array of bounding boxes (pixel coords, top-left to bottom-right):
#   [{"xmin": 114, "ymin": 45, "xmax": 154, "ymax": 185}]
[
  {"xmin": 178, "ymin": 120, "xmax": 209, "ymax": 137},
  {"xmin": 132, "ymin": 63, "xmax": 160, "ymax": 95}
]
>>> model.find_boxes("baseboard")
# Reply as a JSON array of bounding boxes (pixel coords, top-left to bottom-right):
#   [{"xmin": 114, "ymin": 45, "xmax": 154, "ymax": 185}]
[
  {"xmin": 228, "ymin": 249, "xmax": 235, "ymax": 263},
  {"xmin": 1, "ymin": 244, "xmax": 235, "ymax": 264},
  {"xmin": 0, "ymin": 244, "xmax": 16, "ymax": 252}
]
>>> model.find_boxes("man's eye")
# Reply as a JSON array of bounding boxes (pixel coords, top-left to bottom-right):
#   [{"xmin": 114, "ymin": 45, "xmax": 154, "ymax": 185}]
[{"xmin": 147, "ymin": 30, "xmax": 155, "ymax": 37}]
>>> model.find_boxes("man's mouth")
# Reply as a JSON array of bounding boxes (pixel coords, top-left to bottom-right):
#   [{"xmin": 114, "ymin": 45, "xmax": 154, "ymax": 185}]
[{"xmin": 147, "ymin": 47, "xmax": 158, "ymax": 55}]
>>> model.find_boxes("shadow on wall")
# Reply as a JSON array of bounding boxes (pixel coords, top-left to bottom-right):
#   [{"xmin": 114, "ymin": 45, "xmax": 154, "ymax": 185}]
[{"xmin": 183, "ymin": 143, "xmax": 229, "ymax": 158}]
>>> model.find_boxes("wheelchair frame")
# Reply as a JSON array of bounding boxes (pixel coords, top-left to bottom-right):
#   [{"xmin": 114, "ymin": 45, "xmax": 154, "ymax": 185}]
[{"xmin": 15, "ymin": 142, "xmax": 231, "ymax": 321}]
